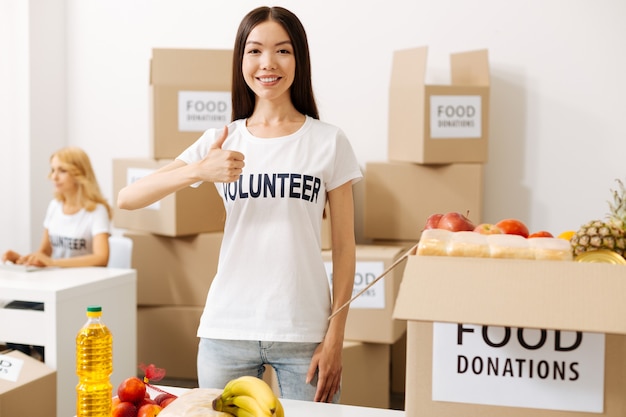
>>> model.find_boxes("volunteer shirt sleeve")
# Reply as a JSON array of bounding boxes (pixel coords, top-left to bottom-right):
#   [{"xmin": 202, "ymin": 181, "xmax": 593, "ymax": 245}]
[
  {"xmin": 327, "ymin": 129, "xmax": 363, "ymax": 191},
  {"xmin": 91, "ymin": 204, "xmax": 111, "ymax": 236}
]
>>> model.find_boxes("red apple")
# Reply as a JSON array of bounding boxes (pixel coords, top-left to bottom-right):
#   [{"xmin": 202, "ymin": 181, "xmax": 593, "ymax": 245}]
[
  {"xmin": 112, "ymin": 401, "xmax": 138, "ymax": 417},
  {"xmin": 496, "ymin": 218, "xmax": 529, "ymax": 238},
  {"xmin": 137, "ymin": 403, "xmax": 162, "ymax": 417},
  {"xmin": 437, "ymin": 211, "xmax": 475, "ymax": 232},
  {"xmin": 473, "ymin": 223, "xmax": 502, "ymax": 235},
  {"xmin": 528, "ymin": 230, "xmax": 554, "ymax": 238},
  {"xmin": 117, "ymin": 376, "xmax": 147, "ymax": 404},
  {"xmin": 423, "ymin": 213, "xmax": 443, "ymax": 230}
]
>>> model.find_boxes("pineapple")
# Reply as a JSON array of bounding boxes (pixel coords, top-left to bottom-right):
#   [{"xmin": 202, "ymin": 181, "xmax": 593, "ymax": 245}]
[{"xmin": 571, "ymin": 179, "xmax": 626, "ymax": 257}]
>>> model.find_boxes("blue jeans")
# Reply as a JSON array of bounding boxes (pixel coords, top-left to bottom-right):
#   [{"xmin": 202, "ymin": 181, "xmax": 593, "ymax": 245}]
[{"xmin": 197, "ymin": 338, "xmax": 340, "ymax": 402}]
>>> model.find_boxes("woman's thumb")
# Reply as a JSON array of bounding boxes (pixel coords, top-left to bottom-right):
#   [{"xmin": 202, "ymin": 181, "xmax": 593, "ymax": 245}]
[{"xmin": 210, "ymin": 125, "xmax": 229, "ymax": 149}]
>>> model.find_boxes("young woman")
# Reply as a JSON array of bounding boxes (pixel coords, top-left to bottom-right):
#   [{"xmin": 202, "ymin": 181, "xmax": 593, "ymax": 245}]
[
  {"xmin": 117, "ymin": 6, "xmax": 362, "ymax": 403},
  {"xmin": 3, "ymin": 146, "xmax": 112, "ymax": 267}
]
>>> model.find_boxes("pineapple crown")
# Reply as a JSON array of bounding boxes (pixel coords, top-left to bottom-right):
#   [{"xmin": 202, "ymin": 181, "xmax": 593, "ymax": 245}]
[{"xmin": 607, "ymin": 178, "xmax": 626, "ymax": 230}]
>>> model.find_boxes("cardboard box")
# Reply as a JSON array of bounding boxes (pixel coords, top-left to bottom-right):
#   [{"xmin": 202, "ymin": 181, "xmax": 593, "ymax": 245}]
[
  {"xmin": 393, "ymin": 255, "xmax": 626, "ymax": 416},
  {"xmin": 113, "ymin": 158, "xmax": 225, "ymax": 236},
  {"xmin": 137, "ymin": 306, "xmax": 203, "ymax": 380},
  {"xmin": 150, "ymin": 48, "xmax": 233, "ymax": 159},
  {"xmin": 364, "ymin": 161, "xmax": 483, "ymax": 241},
  {"xmin": 323, "ymin": 244, "xmax": 412, "ymax": 344},
  {"xmin": 124, "ymin": 230, "xmax": 222, "ymax": 306},
  {"xmin": 341, "ymin": 341, "xmax": 390, "ymax": 409},
  {"xmin": 263, "ymin": 341, "xmax": 390, "ymax": 409},
  {"xmin": 388, "ymin": 46, "xmax": 490, "ymax": 164},
  {"xmin": 0, "ymin": 350, "xmax": 56, "ymax": 417}
]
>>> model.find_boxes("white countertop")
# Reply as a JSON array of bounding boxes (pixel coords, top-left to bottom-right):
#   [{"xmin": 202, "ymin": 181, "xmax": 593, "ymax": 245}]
[
  {"xmin": 159, "ymin": 386, "xmax": 405, "ymax": 417},
  {"xmin": 0, "ymin": 266, "xmax": 134, "ymax": 298}
]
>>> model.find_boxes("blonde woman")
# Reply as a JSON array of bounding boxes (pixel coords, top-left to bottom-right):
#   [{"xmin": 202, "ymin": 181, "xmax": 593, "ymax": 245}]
[
  {"xmin": 3, "ymin": 146, "xmax": 112, "ymax": 267},
  {"xmin": 2, "ymin": 147, "xmax": 112, "ymax": 360}
]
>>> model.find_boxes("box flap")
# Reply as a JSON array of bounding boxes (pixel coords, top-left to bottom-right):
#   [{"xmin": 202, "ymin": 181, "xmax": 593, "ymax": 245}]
[
  {"xmin": 450, "ymin": 49, "xmax": 490, "ymax": 86},
  {"xmin": 150, "ymin": 48, "xmax": 233, "ymax": 87},
  {"xmin": 393, "ymin": 255, "xmax": 626, "ymax": 334},
  {"xmin": 0, "ymin": 350, "xmax": 55, "ymax": 395},
  {"xmin": 388, "ymin": 47, "xmax": 428, "ymax": 160},
  {"xmin": 390, "ymin": 46, "xmax": 428, "ymax": 85}
]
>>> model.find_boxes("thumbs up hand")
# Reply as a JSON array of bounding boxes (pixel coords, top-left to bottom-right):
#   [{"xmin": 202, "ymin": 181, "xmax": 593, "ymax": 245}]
[
  {"xmin": 210, "ymin": 125, "xmax": 230, "ymax": 151},
  {"xmin": 198, "ymin": 125, "xmax": 245, "ymax": 183}
]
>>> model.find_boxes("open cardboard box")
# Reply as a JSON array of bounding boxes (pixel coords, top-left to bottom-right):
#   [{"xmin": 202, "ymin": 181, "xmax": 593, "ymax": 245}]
[
  {"xmin": 388, "ymin": 46, "xmax": 490, "ymax": 164},
  {"xmin": 393, "ymin": 255, "xmax": 626, "ymax": 416}
]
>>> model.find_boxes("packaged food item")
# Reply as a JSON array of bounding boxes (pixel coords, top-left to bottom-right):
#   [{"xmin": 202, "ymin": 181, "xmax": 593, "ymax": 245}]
[
  {"xmin": 447, "ymin": 231, "xmax": 489, "ymax": 258},
  {"xmin": 158, "ymin": 388, "xmax": 235, "ymax": 417},
  {"xmin": 487, "ymin": 234, "xmax": 534, "ymax": 259},
  {"xmin": 417, "ymin": 229, "xmax": 452, "ymax": 256},
  {"xmin": 529, "ymin": 237, "xmax": 574, "ymax": 261}
]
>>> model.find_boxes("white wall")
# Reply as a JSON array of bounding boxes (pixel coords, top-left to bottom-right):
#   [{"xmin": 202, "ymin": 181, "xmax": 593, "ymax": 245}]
[
  {"xmin": 2, "ymin": 0, "xmax": 625, "ymax": 252},
  {"xmin": 1, "ymin": 0, "xmax": 30, "ymax": 253},
  {"xmin": 0, "ymin": 0, "xmax": 66, "ymax": 253}
]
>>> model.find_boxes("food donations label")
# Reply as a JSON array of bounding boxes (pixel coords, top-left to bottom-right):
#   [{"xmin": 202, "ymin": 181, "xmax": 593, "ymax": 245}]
[
  {"xmin": 325, "ymin": 261, "xmax": 385, "ymax": 309},
  {"xmin": 430, "ymin": 95, "xmax": 482, "ymax": 139},
  {"xmin": 0, "ymin": 354, "xmax": 25, "ymax": 382},
  {"xmin": 178, "ymin": 91, "xmax": 232, "ymax": 132},
  {"xmin": 431, "ymin": 322, "xmax": 605, "ymax": 413}
]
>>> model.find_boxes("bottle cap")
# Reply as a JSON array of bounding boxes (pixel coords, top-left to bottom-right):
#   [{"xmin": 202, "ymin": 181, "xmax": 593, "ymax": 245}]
[{"xmin": 87, "ymin": 305, "xmax": 102, "ymax": 312}]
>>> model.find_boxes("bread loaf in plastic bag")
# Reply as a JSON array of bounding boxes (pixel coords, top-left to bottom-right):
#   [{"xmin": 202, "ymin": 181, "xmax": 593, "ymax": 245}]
[{"xmin": 159, "ymin": 388, "xmax": 231, "ymax": 417}]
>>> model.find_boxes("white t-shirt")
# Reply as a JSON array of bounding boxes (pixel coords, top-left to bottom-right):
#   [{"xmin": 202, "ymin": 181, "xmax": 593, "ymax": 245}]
[
  {"xmin": 177, "ymin": 116, "xmax": 362, "ymax": 342},
  {"xmin": 43, "ymin": 199, "xmax": 111, "ymax": 259}
]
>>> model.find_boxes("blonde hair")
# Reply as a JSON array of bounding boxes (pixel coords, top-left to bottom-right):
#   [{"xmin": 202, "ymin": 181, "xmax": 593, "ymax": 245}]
[{"xmin": 49, "ymin": 147, "xmax": 112, "ymax": 219}]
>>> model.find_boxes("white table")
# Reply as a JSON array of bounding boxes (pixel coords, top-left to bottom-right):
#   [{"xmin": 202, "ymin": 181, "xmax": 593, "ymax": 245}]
[
  {"xmin": 159, "ymin": 386, "xmax": 406, "ymax": 417},
  {"xmin": 0, "ymin": 267, "xmax": 137, "ymax": 417}
]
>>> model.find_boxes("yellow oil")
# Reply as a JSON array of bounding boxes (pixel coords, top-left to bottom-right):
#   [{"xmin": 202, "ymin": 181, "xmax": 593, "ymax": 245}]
[{"xmin": 76, "ymin": 307, "xmax": 113, "ymax": 417}]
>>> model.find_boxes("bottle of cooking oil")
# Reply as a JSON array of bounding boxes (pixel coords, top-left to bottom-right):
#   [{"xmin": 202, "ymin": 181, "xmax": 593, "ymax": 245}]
[{"xmin": 76, "ymin": 305, "xmax": 113, "ymax": 417}]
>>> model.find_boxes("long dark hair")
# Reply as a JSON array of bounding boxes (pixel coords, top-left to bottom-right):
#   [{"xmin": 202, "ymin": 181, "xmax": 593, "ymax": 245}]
[{"xmin": 231, "ymin": 6, "xmax": 319, "ymax": 121}]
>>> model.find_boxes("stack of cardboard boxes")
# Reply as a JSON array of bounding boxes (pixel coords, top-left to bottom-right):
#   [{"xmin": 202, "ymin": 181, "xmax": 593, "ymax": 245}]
[
  {"xmin": 314, "ymin": 46, "xmax": 490, "ymax": 409},
  {"xmin": 365, "ymin": 45, "xmax": 489, "ymax": 242},
  {"xmin": 361, "ymin": 46, "xmax": 489, "ymax": 407},
  {"xmin": 382, "ymin": 47, "xmax": 626, "ymax": 417},
  {"xmin": 112, "ymin": 48, "xmax": 233, "ymax": 380}
]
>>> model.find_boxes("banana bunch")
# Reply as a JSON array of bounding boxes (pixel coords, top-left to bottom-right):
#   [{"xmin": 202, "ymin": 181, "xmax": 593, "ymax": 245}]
[{"xmin": 212, "ymin": 376, "xmax": 284, "ymax": 417}]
